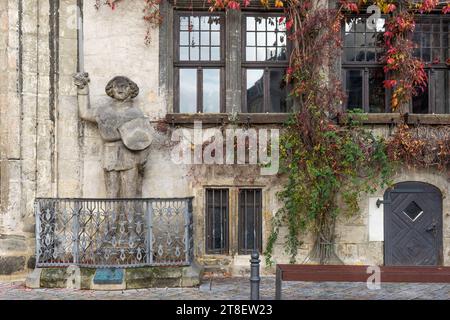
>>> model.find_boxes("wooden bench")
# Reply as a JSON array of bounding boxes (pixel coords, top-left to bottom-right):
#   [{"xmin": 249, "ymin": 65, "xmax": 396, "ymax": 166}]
[{"xmin": 275, "ymin": 264, "xmax": 450, "ymax": 300}]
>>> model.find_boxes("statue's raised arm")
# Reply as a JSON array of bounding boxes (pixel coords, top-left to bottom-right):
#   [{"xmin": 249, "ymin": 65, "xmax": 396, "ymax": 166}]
[{"xmin": 73, "ymin": 72, "xmax": 96, "ymax": 123}]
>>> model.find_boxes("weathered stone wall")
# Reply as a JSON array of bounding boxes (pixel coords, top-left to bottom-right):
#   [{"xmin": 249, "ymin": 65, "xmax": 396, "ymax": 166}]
[
  {"xmin": 0, "ymin": 0, "xmax": 81, "ymax": 275},
  {"xmin": 334, "ymin": 166, "xmax": 450, "ymax": 266},
  {"xmin": 268, "ymin": 127, "xmax": 450, "ymax": 269},
  {"xmin": 195, "ymin": 163, "xmax": 450, "ymax": 275},
  {"xmin": 81, "ymin": 0, "xmax": 181, "ymax": 198},
  {"xmin": 0, "ymin": 0, "xmax": 448, "ymax": 277},
  {"xmin": 57, "ymin": 0, "xmax": 82, "ymax": 199},
  {"xmin": 0, "ymin": 0, "xmax": 30, "ymax": 276}
]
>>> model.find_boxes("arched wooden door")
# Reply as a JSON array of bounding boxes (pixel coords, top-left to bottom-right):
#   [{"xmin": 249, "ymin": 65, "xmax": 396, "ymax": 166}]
[{"xmin": 384, "ymin": 182, "xmax": 443, "ymax": 266}]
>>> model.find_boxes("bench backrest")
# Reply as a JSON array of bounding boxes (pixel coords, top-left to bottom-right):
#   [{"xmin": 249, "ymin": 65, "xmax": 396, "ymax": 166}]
[{"xmin": 276, "ymin": 264, "xmax": 450, "ymax": 283}]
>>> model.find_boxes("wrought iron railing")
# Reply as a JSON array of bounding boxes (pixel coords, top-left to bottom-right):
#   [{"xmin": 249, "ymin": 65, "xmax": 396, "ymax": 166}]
[{"xmin": 34, "ymin": 198, "xmax": 194, "ymax": 268}]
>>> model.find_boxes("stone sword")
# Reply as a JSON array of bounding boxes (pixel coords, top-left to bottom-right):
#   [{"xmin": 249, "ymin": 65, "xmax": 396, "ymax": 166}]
[{"xmin": 77, "ymin": 0, "xmax": 84, "ymax": 73}]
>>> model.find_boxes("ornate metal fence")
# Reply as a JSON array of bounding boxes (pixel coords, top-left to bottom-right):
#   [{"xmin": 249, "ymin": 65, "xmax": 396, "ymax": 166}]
[{"xmin": 35, "ymin": 198, "xmax": 194, "ymax": 268}]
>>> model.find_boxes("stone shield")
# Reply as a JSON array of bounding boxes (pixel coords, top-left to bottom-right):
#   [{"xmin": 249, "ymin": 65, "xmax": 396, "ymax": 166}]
[{"xmin": 119, "ymin": 118, "xmax": 153, "ymax": 151}]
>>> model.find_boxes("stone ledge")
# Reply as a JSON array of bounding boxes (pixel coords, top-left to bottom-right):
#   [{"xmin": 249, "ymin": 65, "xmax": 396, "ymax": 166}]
[
  {"xmin": 166, "ymin": 113, "xmax": 450, "ymax": 125},
  {"xmin": 126, "ymin": 263, "xmax": 203, "ymax": 289},
  {"xmin": 0, "ymin": 256, "xmax": 26, "ymax": 275},
  {"xmin": 26, "ymin": 263, "xmax": 204, "ymax": 290}
]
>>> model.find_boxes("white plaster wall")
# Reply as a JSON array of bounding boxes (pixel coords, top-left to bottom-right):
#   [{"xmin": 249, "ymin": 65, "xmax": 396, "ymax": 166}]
[
  {"xmin": 83, "ymin": 1, "xmax": 163, "ymax": 118},
  {"xmin": 81, "ymin": 1, "xmax": 192, "ymax": 199}
]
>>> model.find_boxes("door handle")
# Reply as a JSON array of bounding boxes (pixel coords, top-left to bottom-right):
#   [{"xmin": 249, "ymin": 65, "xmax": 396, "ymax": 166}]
[
  {"xmin": 426, "ymin": 223, "xmax": 437, "ymax": 232},
  {"xmin": 376, "ymin": 199, "xmax": 391, "ymax": 208}
]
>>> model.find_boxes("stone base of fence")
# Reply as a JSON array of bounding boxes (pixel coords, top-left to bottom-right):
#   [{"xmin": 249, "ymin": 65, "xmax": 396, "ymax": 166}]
[{"xmin": 25, "ymin": 262, "xmax": 204, "ymax": 290}]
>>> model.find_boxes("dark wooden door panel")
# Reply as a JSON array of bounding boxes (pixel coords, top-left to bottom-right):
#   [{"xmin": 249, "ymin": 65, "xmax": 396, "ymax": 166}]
[{"xmin": 385, "ymin": 182, "xmax": 443, "ymax": 266}]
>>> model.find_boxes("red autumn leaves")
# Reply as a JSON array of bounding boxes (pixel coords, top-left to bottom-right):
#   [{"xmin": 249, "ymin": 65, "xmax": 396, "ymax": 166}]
[
  {"xmin": 105, "ymin": 0, "xmax": 449, "ymax": 111},
  {"xmin": 338, "ymin": 1, "xmax": 447, "ymax": 110},
  {"xmin": 207, "ymin": 0, "xmax": 285, "ymax": 10},
  {"xmin": 381, "ymin": 12, "xmax": 429, "ymax": 109}
]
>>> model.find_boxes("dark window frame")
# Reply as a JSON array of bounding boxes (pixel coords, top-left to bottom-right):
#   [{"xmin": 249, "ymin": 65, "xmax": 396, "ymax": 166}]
[
  {"xmin": 238, "ymin": 188, "xmax": 263, "ymax": 255},
  {"xmin": 172, "ymin": 8, "xmax": 292, "ymax": 114},
  {"xmin": 342, "ymin": 13, "xmax": 450, "ymax": 114},
  {"xmin": 241, "ymin": 12, "xmax": 291, "ymax": 113},
  {"xmin": 173, "ymin": 11, "xmax": 226, "ymax": 113},
  {"xmin": 205, "ymin": 188, "xmax": 229, "ymax": 255},
  {"xmin": 342, "ymin": 14, "xmax": 391, "ymax": 113},
  {"xmin": 412, "ymin": 15, "xmax": 449, "ymax": 64},
  {"xmin": 341, "ymin": 67, "xmax": 391, "ymax": 113},
  {"xmin": 411, "ymin": 15, "xmax": 450, "ymax": 114}
]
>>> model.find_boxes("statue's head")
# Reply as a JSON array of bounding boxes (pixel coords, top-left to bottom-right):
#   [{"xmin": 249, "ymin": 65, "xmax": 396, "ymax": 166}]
[{"xmin": 105, "ymin": 76, "xmax": 139, "ymax": 101}]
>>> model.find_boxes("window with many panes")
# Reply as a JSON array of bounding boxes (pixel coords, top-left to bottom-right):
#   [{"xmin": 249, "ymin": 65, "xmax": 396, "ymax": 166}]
[
  {"xmin": 343, "ymin": 14, "xmax": 450, "ymax": 114},
  {"xmin": 411, "ymin": 16, "xmax": 450, "ymax": 114},
  {"xmin": 173, "ymin": 8, "xmax": 291, "ymax": 114},
  {"xmin": 342, "ymin": 15, "xmax": 388, "ymax": 113},
  {"xmin": 174, "ymin": 13, "xmax": 225, "ymax": 113},
  {"xmin": 243, "ymin": 14, "xmax": 292, "ymax": 113}
]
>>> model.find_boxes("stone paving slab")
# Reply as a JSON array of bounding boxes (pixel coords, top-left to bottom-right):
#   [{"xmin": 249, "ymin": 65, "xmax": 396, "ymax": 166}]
[{"xmin": 0, "ymin": 277, "xmax": 448, "ymax": 300}]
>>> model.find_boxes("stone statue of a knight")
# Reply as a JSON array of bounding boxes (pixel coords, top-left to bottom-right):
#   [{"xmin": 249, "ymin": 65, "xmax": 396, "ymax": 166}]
[{"xmin": 73, "ymin": 73, "xmax": 153, "ymax": 198}]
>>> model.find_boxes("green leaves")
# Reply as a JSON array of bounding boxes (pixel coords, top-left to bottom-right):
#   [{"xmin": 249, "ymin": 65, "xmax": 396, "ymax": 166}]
[{"xmin": 265, "ymin": 109, "xmax": 393, "ymax": 264}]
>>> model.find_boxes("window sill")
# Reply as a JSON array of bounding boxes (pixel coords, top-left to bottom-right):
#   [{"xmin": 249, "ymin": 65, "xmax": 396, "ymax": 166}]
[
  {"xmin": 345, "ymin": 113, "xmax": 450, "ymax": 125},
  {"xmin": 166, "ymin": 113, "xmax": 450, "ymax": 125},
  {"xmin": 166, "ymin": 113, "xmax": 290, "ymax": 124}
]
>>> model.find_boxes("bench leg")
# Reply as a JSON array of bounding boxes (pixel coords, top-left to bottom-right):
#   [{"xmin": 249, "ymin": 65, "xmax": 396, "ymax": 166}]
[{"xmin": 275, "ymin": 267, "xmax": 282, "ymax": 300}]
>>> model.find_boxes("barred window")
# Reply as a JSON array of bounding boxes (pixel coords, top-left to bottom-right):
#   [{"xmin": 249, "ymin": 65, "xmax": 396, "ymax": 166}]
[
  {"xmin": 205, "ymin": 189, "xmax": 229, "ymax": 254},
  {"xmin": 238, "ymin": 189, "xmax": 262, "ymax": 255}
]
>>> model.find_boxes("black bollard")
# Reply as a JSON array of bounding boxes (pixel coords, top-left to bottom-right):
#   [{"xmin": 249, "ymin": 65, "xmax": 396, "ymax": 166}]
[{"xmin": 250, "ymin": 251, "xmax": 260, "ymax": 300}]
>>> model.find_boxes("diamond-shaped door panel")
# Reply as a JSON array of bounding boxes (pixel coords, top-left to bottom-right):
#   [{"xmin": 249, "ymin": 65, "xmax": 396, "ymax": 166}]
[{"xmin": 402, "ymin": 201, "xmax": 423, "ymax": 222}]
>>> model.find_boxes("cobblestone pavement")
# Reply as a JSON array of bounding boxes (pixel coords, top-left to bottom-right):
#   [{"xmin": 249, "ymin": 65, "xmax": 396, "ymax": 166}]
[{"xmin": 0, "ymin": 278, "xmax": 448, "ymax": 300}]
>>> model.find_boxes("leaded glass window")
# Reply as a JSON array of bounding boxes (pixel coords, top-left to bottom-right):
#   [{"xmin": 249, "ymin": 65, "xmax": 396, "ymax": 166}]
[
  {"xmin": 175, "ymin": 13, "xmax": 225, "ymax": 113},
  {"xmin": 243, "ymin": 14, "xmax": 292, "ymax": 113}
]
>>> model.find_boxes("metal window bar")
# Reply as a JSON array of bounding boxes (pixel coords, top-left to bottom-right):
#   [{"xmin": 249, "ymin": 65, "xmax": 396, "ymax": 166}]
[
  {"xmin": 146, "ymin": 202, "xmax": 154, "ymax": 265},
  {"xmin": 34, "ymin": 201, "xmax": 41, "ymax": 268},
  {"xmin": 34, "ymin": 198, "xmax": 194, "ymax": 269},
  {"xmin": 205, "ymin": 189, "xmax": 229, "ymax": 254},
  {"xmin": 238, "ymin": 189, "xmax": 262, "ymax": 255},
  {"xmin": 188, "ymin": 199, "xmax": 195, "ymax": 263}
]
